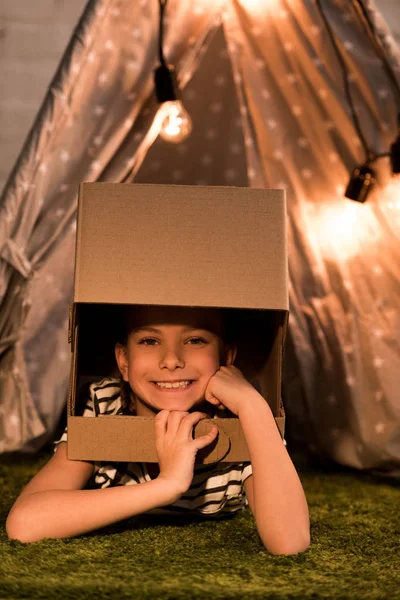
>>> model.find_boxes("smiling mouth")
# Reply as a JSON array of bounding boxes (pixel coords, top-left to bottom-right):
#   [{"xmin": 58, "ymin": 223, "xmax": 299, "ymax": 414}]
[{"xmin": 151, "ymin": 381, "xmax": 195, "ymax": 391}]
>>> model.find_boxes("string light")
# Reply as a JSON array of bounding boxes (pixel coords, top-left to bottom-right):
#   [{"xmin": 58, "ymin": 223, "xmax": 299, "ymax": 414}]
[{"xmin": 154, "ymin": 0, "xmax": 192, "ymax": 144}]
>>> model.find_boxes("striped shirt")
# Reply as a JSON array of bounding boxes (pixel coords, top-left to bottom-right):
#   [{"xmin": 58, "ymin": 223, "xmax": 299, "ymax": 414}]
[{"xmin": 54, "ymin": 377, "xmax": 285, "ymax": 518}]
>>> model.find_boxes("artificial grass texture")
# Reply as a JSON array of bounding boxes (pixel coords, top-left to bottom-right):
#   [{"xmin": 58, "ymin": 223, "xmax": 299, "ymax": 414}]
[{"xmin": 0, "ymin": 448, "xmax": 399, "ymax": 600}]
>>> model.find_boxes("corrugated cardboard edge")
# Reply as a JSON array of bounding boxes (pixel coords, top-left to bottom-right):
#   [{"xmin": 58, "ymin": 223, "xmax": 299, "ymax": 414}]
[{"xmin": 68, "ymin": 414, "xmax": 285, "ymax": 463}]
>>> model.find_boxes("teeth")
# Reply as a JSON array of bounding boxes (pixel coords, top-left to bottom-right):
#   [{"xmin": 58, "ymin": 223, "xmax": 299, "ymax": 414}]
[{"xmin": 155, "ymin": 380, "xmax": 192, "ymax": 389}]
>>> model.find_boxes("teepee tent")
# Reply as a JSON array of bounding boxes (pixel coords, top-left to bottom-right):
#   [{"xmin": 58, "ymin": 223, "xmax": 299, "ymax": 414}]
[{"xmin": 1, "ymin": 0, "xmax": 399, "ymax": 479}]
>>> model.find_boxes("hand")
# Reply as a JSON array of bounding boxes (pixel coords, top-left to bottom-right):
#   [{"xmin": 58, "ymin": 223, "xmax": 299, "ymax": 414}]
[
  {"xmin": 204, "ymin": 365, "xmax": 258, "ymax": 417},
  {"xmin": 155, "ymin": 410, "xmax": 218, "ymax": 497}
]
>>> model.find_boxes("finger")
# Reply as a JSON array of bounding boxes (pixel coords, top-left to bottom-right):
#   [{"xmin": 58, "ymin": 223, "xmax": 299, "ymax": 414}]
[
  {"xmin": 176, "ymin": 412, "xmax": 209, "ymax": 440},
  {"xmin": 154, "ymin": 410, "xmax": 169, "ymax": 434},
  {"xmin": 166, "ymin": 410, "xmax": 190, "ymax": 437},
  {"xmin": 193, "ymin": 425, "xmax": 219, "ymax": 450}
]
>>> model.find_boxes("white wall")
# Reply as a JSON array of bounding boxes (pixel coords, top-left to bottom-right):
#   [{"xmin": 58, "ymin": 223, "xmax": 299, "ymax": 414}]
[{"xmin": 0, "ymin": 0, "xmax": 399, "ymax": 196}]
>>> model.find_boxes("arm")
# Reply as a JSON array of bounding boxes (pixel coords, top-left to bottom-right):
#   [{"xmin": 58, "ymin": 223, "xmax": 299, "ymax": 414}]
[
  {"xmin": 239, "ymin": 393, "xmax": 310, "ymax": 555},
  {"xmin": 6, "ymin": 442, "xmax": 181, "ymax": 543}
]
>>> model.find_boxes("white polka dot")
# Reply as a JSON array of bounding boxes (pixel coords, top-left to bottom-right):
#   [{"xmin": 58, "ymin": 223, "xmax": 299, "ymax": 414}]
[
  {"xmin": 267, "ymin": 119, "xmax": 277, "ymax": 130},
  {"xmin": 60, "ymin": 150, "xmax": 70, "ymax": 162},
  {"xmin": 105, "ymin": 40, "xmax": 114, "ymax": 50},
  {"xmin": 346, "ymin": 376, "xmax": 355, "ymax": 387},
  {"xmin": 273, "ymin": 150, "xmax": 284, "ymax": 161},
  {"xmin": 98, "ymin": 72, "xmax": 108, "ymax": 85},
  {"xmin": 284, "ymin": 42, "xmax": 294, "ymax": 52},
  {"xmin": 373, "ymin": 357, "xmax": 384, "ymax": 368},
  {"xmin": 343, "ymin": 280, "xmax": 352, "ymax": 290},
  {"xmin": 372, "ymin": 328, "xmax": 383, "ymax": 338},
  {"xmin": 88, "ymin": 52, "xmax": 96, "ymax": 64},
  {"xmin": 292, "ymin": 105, "xmax": 303, "ymax": 116},
  {"xmin": 59, "ymin": 183, "xmax": 69, "ymax": 192},
  {"xmin": 255, "ymin": 59, "xmax": 265, "ymax": 69},
  {"xmin": 131, "ymin": 28, "xmax": 142, "ymax": 39},
  {"xmin": 248, "ymin": 168, "xmax": 256, "ymax": 179},
  {"xmin": 210, "ymin": 102, "xmax": 223, "ymax": 113},
  {"xmin": 374, "ymin": 422, "xmax": 385, "ymax": 434},
  {"xmin": 343, "ymin": 41, "xmax": 354, "ymax": 51},
  {"xmin": 318, "ymin": 88, "xmax": 328, "ymax": 99},
  {"xmin": 229, "ymin": 143, "xmax": 242, "ymax": 154},
  {"xmin": 93, "ymin": 105, "xmax": 106, "ymax": 116},
  {"xmin": 127, "ymin": 60, "xmax": 140, "ymax": 71},
  {"xmin": 373, "ymin": 265, "xmax": 383, "ymax": 276},
  {"xmin": 297, "ymin": 137, "xmax": 308, "ymax": 148},
  {"xmin": 58, "ymin": 351, "xmax": 69, "ymax": 362},
  {"xmin": 329, "ymin": 152, "xmax": 339, "ymax": 163},
  {"xmin": 201, "ymin": 154, "xmax": 213, "ymax": 166},
  {"xmin": 301, "ymin": 168, "xmax": 312, "ymax": 179},
  {"xmin": 93, "ymin": 135, "xmax": 104, "ymax": 147},
  {"xmin": 336, "ymin": 184, "xmax": 345, "ymax": 195},
  {"xmin": 324, "ymin": 120, "xmax": 335, "ymax": 131},
  {"xmin": 172, "ymin": 169, "xmax": 183, "ymax": 181},
  {"xmin": 9, "ymin": 414, "xmax": 19, "ymax": 427},
  {"xmin": 90, "ymin": 160, "xmax": 102, "ymax": 171},
  {"xmin": 374, "ymin": 390, "xmax": 384, "ymax": 402},
  {"xmin": 378, "ymin": 88, "xmax": 390, "ymax": 99},
  {"xmin": 311, "ymin": 25, "xmax": 320, "ymax": 36},
  {"xmin": 185, "ymin": 89, "xmax": 196, "ymax": 101},
  {"xmin": 205, "ymin": 129, "xmax": 217, "ymax": 140},
  {"xmin": 224, "ymin": 169, "xmax": 237, "ymax": 181},
  {"xmin": 215, "ymin": 75, "xmax": 227, "ymax": 86},
  {"xmin": 124, "ymin": 118, "xmax": 134, "ymax": 129},
  {"xmin": 39, "ymin": 163, "xmax": 48, "ymax": 173},
  {"xmin": 287, "ymin": 73, "xmax": 298, "ymax": 84},
  {"xmin": 261, "ymin": 89, "xmax": 270, "ymax": 100}
]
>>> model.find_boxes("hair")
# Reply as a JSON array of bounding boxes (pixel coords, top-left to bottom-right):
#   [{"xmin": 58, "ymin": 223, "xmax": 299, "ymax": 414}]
[{"xmin": 115, "ymin": 305, "xmax": 238, "ymax": 415}]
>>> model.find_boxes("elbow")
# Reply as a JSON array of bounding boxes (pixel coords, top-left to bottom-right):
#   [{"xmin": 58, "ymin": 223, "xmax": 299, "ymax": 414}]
[
  {"xmin": 270, "ymin": 540, "xmax": 310, "ymax": 556},
  {"xmin": 6, "ymin": 510, "xmax": 43, "ymax": 544},
  {"xmin": 262, "ymin": 529, "xmax": 311, "ymax": 556}
]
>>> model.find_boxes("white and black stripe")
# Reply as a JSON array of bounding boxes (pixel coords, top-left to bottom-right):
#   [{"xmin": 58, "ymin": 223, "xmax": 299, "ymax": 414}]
[{"xmin": 54, "ymin": 377, "xmax": 285, "ymax": 517}]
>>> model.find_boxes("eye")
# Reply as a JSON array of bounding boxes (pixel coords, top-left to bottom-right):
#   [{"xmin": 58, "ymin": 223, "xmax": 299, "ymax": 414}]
[
  {"xmin": 138, "ymin": 338, "xmax": 157, "ymax": 345},
  {"xmin": 188, "ymin": 337, "xmax": 208, "ymax": 345},
  {"xmin": 138, "ymin": 337, "xmax": 208, "ymax": 346}
]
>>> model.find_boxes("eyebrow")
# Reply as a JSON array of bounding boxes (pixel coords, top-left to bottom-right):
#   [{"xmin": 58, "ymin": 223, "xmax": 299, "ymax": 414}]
[{"xmin": 133, "ymin": 326, "xmax": 208, "ymax": 334}]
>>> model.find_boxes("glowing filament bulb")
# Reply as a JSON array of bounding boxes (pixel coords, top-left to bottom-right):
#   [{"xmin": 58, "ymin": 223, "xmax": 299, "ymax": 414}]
[{"xmin": 159, "ymin": 100, "xmax": 192, "ymax": 143}]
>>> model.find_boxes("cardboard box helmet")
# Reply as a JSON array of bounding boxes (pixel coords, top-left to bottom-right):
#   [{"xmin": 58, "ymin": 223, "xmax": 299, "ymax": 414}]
[{"xmin": 67, "ymin": 183, "xmax": 289, "ymax": 464}]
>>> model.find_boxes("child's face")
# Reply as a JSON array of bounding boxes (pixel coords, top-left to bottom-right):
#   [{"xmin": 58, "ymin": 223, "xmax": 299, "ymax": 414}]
[{"xmin": 115, "ymin": 306, "xmax": 236, "ymax": 417}]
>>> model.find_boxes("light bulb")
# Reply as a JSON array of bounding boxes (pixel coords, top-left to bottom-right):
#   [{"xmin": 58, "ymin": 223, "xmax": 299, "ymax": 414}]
[{"xmin": 159, "ymin": 100, "xmax": 192, "ymax": 144}]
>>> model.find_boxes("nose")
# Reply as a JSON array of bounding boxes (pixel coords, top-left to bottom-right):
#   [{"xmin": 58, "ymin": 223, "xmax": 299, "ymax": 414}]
[{"xmin": 158, "ymin": 345, "xmax": 185, "ymax": 369}]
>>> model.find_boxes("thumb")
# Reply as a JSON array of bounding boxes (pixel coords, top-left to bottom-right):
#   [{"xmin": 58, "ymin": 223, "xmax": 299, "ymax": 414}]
[{"xmin": 193, "ymin": 425, "xmax": 219, "ymax": 450}]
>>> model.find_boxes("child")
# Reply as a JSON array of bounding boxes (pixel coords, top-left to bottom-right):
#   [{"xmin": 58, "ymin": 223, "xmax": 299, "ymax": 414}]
[{"xmin": 6, "ymin": 304, "xmax": 310, "ymax": 555}]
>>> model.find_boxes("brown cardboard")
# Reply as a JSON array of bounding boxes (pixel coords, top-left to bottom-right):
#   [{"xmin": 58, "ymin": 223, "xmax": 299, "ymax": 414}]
[{"xmin": 67, "ymin": 183, "xmax": 288, "ymax": 463}]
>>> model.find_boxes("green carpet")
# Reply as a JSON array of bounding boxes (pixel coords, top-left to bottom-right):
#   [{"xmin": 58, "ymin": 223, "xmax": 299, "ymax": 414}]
[{"xmin": 0, "ymin": 448, "xmax": 398, "ymax": 600}]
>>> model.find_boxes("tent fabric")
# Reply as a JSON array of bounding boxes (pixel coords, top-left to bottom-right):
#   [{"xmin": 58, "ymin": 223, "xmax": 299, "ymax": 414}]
[{"xmin": 0, "ymin": 0, "xmax": 399, "ymax": 479}]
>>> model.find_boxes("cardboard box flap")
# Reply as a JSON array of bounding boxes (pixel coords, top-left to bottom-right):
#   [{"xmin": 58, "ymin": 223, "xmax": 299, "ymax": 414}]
[{"xmin": 74, "ymin": 183, "xmax": 288, "ymax": 310}]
